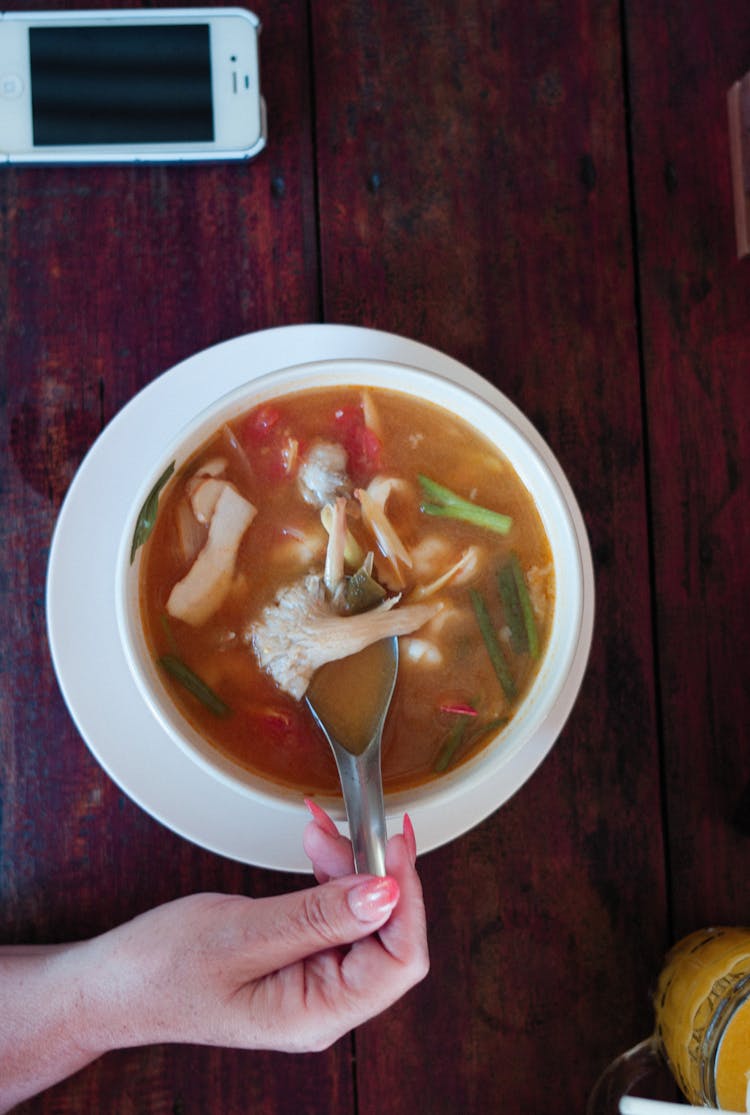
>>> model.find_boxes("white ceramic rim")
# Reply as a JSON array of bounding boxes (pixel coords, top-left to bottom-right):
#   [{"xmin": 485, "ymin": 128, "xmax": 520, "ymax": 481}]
[{"xmin": 46, "ymin": 324, "xmax": 595, "ymax": 870}]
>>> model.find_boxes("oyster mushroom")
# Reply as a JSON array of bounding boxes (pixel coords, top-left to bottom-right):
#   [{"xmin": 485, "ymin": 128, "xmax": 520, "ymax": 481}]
[
  {"xmin": 248, "ymin": 573, "xmax": 440, "ymax": 700},
  {"xmin": 167, "ymin": 483, "xmax": 256, "ymax": 626}
]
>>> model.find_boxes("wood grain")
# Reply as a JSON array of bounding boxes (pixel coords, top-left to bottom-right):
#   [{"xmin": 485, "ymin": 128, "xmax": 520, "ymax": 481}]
[
  {"xmin": 2, "ymin": 0, "xmax": 747, "ymax": 1111},
  {"xmin": 627, "ymin": 1, "xmax": 750, "ymax": 934},
  {"xmin": 1, "ymin": 2, "xmax": 354, "ymax": 1111}
]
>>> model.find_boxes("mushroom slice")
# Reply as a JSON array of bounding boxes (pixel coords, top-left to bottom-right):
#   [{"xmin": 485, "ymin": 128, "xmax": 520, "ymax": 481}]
[
  {"xmin": 410, "ymin": 546, "xmax": 482, "ymax": 600},
  {"xmin": 189, "ymin": 477, "xmax": 229, "ymax": 525},
  {"xmin": 167, "ymin": 484, "xmax": 256, "ymax": 626},
  {"xmin": 355, "ymin": 485, "xmax": 412, "ymax": 574},
  {"xmin": 249, "ymin": 574, "xmax": 440, "ymax": 700}
]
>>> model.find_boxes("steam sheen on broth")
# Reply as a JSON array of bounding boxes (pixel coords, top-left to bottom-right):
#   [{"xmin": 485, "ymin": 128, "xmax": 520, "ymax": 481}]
[{"xmin": 138, "ymin": 386, "xmax": 555, "ymax": 795}]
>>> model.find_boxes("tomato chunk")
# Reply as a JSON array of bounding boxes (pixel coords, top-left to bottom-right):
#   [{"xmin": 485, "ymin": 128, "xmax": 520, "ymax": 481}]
[
  {"xmin": 237, "ymin": 405, "xmax": 295, "ymax": 480},
  {"xmin": 332, "ymin": 405, "xmax": 382, "ymax": 483}
]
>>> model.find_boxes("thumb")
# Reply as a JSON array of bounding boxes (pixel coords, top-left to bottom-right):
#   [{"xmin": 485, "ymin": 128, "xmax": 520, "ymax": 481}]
[{"xmin": 247, "ymin": 875, "xmax": 400, "ymax": 972}]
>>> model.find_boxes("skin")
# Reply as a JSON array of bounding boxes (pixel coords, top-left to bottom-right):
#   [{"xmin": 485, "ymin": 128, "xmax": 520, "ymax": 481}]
[{"xmin": 0, "ymin": 809, "xmax": 427, "ymax": 1113}]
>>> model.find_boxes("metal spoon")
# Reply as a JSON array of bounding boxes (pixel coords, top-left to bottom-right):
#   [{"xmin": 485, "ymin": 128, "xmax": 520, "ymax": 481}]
[{"xmin": 305, "ymin": 635, "xmax": 398, "ymax": 876}]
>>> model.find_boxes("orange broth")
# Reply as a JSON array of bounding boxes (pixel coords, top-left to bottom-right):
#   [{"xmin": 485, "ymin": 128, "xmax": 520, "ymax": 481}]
[{"xmin": 139, "ymin": 386, "xmax": 555, "ymax": 795}]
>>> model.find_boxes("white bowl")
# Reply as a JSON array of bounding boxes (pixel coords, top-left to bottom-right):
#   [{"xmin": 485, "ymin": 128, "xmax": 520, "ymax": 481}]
[{"xmin": 115, "ymin": 357, "xmax": 592, "ymax": 823}]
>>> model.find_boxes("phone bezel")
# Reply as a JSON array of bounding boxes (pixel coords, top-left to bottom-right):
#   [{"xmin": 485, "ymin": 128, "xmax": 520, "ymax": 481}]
[{"xmin": 0, "ymin": 7, "xmax": 266, "ymax": 164}]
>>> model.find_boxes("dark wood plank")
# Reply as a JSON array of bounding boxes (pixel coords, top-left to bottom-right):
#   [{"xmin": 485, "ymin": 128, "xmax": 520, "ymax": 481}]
[
  {"xmin": 313, "ymin": 1, "xmax": 667, "ymax": 1110},
  {"xmin": 627, "ymin": 2, "xmax": 750, "ymax": 933},
  {"xmin": 0, "ymin": 2, "xmax": 354, "ymax": 1111}
]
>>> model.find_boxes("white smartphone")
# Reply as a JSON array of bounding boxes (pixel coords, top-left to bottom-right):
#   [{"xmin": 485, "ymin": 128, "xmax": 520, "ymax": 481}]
[{"xmin": 0, "ymin": 7, "xmax": 266, "ymax": 164}]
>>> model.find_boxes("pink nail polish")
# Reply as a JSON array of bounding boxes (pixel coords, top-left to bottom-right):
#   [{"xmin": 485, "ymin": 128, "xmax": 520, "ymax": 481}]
[
  {"xmin": 348, "ymin": 877, "xmax": 399, "ymax": 922},
  {"xmin": 403, "ymin": 812, "xmax": 417, "ymax": 864},
  {"xmin": 304, "ymin": 798, "xmax": 340, "ymax": 836}
]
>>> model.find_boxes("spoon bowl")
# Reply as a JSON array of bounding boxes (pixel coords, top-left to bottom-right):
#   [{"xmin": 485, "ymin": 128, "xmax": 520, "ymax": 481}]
[{"xmin": 305, "ymin": 636, "xmax": 399, "ymax": 876}]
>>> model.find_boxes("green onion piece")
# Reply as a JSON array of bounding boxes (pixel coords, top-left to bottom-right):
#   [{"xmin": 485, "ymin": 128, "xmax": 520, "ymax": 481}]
[
  {"xmin": 433, "ymin": 717, "xmax": 468, "ymax": 773},
  {"xmin": 465, "ymin": 716, "xmax": 509, "ymax": 750},
  {"xmin": 417, "ymin": 475, "xmax": 512, "ymax": 535},
  {"xmin": 511, "ymin": 554, "xmax": 539, "ymax": 659},
  {"xmin": 433, "ymin": 715, "xmax": 509, "ymax": 774},
  {"xmin": 497, "ymin": 561, "xmax": 527, "ymax": 655},
  {"xmin": 130, "ymin": 461, "xmax": 176, "ymax": 564},
  {"xmin": 158, "ymin": 654, "xmax": 231, "ymax": 718},
  {"xmin": 470, "ymin": 589, "xmax": 517, "ymax": 700},
  {"xmin": 159, "ymin": 613, "xmax": 179, "ymax": 655},
  {"xmin": 498, "ymin": 554, "xmax": 539, "ymax": 659},
  {"xmin": 420, "ymin": 501, "xmax": 513, "ymax": 534}
]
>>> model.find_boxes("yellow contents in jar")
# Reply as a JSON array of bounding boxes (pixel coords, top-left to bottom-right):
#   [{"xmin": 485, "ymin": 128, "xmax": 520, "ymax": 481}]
[
  {"xmin": 654, "ymin": 927, "xmax": 750, "ymax": 1107},
  {"xmin": 715, "ymin": 996, "xmax": 750, "ymax": 1112}
]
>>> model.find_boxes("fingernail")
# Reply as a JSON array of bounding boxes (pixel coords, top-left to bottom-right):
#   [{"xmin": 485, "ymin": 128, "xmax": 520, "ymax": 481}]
[
  {"xmin": 304, "ymin": 798, "xmax": 340, "ymax": 837},
  {"xmin": 403, "ymin": 813, "xmax": 417, "ymax": 864},
  {"xmin": 347, "ymin": 877, "xmax": 400, "ymax": 922}
]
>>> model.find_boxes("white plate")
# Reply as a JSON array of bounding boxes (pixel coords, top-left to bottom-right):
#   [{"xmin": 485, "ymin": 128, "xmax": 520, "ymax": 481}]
[{"xmin": 46, "ymin": 324, "xmax": 594, "ymax": 872}]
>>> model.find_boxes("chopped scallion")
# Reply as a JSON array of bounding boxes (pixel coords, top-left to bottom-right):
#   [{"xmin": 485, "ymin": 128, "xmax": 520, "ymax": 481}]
[
  {"xmin": 158, "ymin": 654, "xmax": 231, "ymax": 718},
  {"xmin": 159, "ymin": 613, "xmax": 179, "ymax": 655},
  {"xmin": 433, "ymin": 718, "xmax": 468, "ymax": 773},
  {"xmin": 433, "ymin": 714, "xmax": 509, "ymax": 773},
  {"xmin": 417, "ymin": 475, "xmax": 512, "ymax": 535},
  {"xmin": 498, "ymin": 554, "xmax": 539, "ymax": 658},
  {"xmin": 470, "ymin": 589, "xmax": 516, "ymax": 700},
  {"xmin": 464, "ymin": 716, "xmax": 509, "ymax": 753}
]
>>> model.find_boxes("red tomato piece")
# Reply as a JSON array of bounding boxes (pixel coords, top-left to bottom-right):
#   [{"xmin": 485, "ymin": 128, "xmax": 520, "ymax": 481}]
[
  {"xmin": 237, "ymin": 406, "xmax": 293, "ymax": 480},
  {"xmin": 332, "ymin": 405, "xmax": 382, "ymax": 482},
  {"xmin": 240, "ymin": 405, "xmax": 281, "ymax": 446}
]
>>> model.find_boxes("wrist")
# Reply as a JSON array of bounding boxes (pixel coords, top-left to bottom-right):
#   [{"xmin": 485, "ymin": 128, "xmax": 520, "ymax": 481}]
[{"xmin": 0, "ymin": 941, "xmax": 109, "ymax": 1111}]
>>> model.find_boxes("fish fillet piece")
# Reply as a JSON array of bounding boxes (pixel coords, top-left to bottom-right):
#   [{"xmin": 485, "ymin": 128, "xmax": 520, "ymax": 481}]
[
  {"xmin": 249, "ymin": 574, "xmax": 440, "ymax": 699},
  {"xmin": 167, "ymin": 483, "xmax": 256, "ymax": 626}
]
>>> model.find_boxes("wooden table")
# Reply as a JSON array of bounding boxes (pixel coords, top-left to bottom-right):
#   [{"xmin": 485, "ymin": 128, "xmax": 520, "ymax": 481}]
[{"xmin": 2, "ymin": 2, "xmax": 748, "ymax": 1110}]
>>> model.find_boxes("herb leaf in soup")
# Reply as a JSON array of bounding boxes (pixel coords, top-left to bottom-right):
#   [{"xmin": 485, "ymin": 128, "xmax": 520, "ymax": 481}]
[
  {"xmin": 418, "ymin": 474, "xmax": 512, "ymax": 535},
  {"xmin": 337, "ymin": 557, "xmax": 387, "ymax": 615},
  {"xmin": 130, "ymin": 461, "xmax": 176, "ymax": 564}
]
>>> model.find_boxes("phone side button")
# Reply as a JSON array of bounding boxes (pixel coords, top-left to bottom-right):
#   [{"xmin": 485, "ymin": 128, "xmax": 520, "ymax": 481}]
[{"xmin": 1, "ymin": 74, "xmax": 24, "ymax": 99}]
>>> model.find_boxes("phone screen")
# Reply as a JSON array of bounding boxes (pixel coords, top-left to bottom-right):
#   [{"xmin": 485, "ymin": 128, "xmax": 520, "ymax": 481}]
[{"xmin": 29, "ymin": 25, "xmax": 214, "ymax": 146}]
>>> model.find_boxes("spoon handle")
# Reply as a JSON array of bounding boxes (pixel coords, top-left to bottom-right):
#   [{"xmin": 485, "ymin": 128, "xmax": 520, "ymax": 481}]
[{"xmin": 332, "ymin": 740, "xmax": 387, "ymax": 876}]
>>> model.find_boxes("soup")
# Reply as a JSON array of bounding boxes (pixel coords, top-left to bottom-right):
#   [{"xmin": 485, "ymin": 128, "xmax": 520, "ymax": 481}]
[
  {"xmin": 307, "ymin": 639, "xmax": 398, "ymax": 755},
  {"xmin": 136, "ymin": 385, "xmax": 555, "ymax": 794}
]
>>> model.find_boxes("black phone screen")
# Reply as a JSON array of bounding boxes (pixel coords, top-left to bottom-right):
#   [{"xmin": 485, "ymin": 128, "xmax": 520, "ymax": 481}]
[{"xmin": 29, "ymin": 25, "xmax": 214, "ymax": 145}]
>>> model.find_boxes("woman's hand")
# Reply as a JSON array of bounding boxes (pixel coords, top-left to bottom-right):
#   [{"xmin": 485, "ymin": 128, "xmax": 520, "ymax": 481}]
[
  {"xmin": 0, "ymin": 808, "xmax": 428, "ymax": 1112},
  {"xmin": 85, "ymin": 809, "xmax": 428, "ymax": 1054}
]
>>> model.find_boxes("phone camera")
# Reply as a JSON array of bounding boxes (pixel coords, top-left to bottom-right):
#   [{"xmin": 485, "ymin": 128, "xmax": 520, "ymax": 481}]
[{"xmin": 1, "ymin": 73, "xmax": 24, "ymax": 99}]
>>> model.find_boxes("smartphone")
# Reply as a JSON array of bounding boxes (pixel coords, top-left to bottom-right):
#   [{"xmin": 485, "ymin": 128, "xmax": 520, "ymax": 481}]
[{"xmin": 0, "ymin": 7, "xmax": 266, "ymax": 164}]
